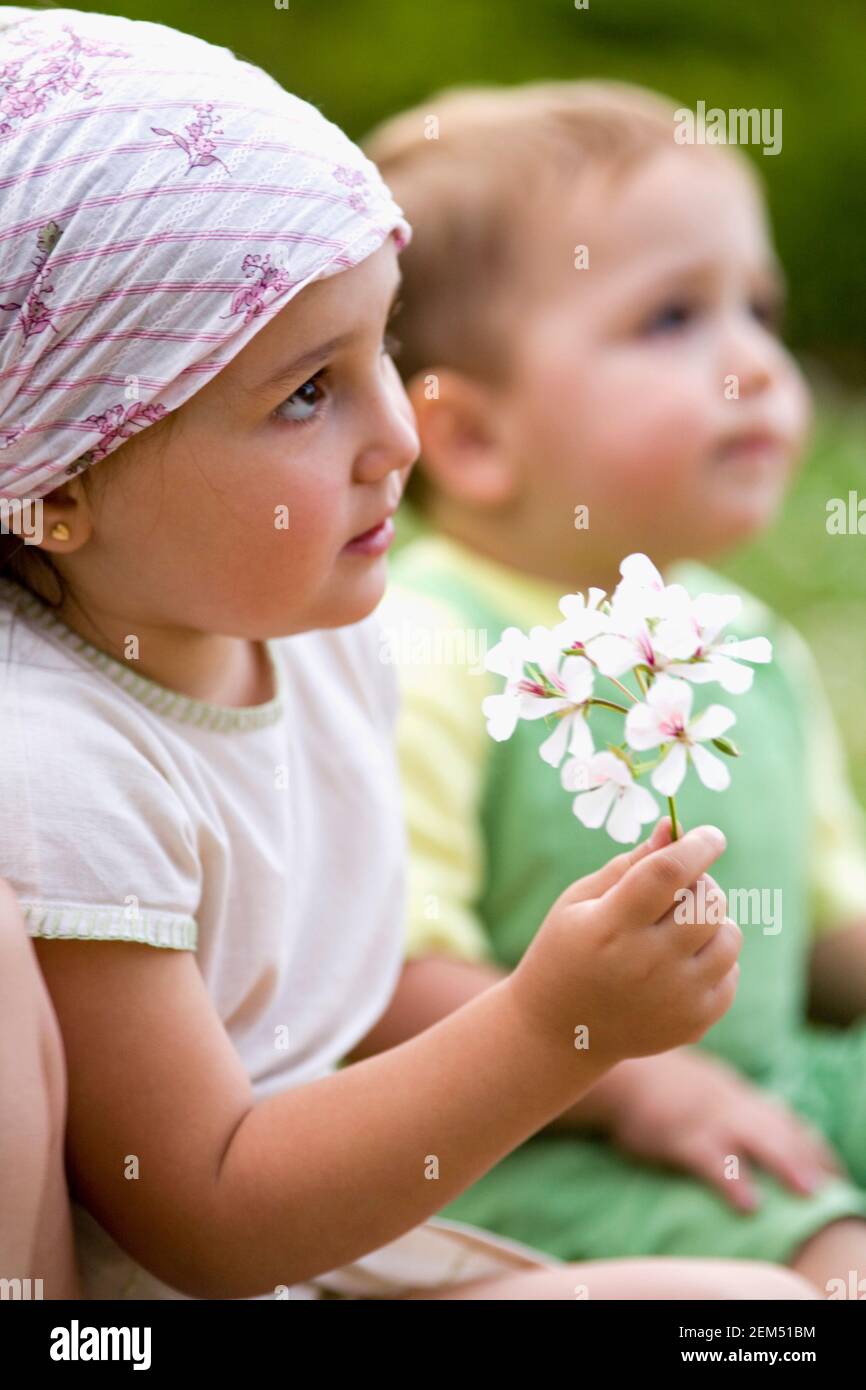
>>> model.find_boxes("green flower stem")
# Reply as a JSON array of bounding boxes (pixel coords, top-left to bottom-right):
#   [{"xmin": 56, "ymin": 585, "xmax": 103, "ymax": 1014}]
[
  {"xmin": 588, "ymin": 698, "xmax": 629, "ymax": 714},
  {"xmin": 605, "ymin": 674, "xmax": 640, "ymax": 704},
  {"xmin": 667, "ymin": 796, "xmax": 681, "ymax": 841}
]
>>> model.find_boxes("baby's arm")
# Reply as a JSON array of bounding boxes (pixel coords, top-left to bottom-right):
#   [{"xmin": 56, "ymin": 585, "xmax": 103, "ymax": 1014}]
[{"xmin": 808, "ymin": 920, "xmax": 866, "ymax": 1025}]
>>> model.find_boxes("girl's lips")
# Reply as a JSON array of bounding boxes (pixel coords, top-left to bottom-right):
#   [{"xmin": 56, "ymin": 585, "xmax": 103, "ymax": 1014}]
[{"xmin": 342, "ymin": 515, "xmax": 396, "ymax": 556}]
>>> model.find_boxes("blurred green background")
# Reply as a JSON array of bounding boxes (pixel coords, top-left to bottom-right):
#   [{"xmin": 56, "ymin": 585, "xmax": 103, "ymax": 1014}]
[{"xmin": 36, "ymin": 0, "xmax": 866, "ymax": 801}]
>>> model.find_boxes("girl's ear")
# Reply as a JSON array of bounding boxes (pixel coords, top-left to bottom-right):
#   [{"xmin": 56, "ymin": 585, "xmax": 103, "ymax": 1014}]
[
  {"xmin": 37, "ymin": 476, "xmax": 94, "ymax": 553},
  {"xmin": 405, "ymin": 368, "xmax": 518, "ymax": 509}
]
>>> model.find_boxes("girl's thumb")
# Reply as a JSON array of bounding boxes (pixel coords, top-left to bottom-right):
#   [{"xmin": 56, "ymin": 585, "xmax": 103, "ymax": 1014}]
[{"xmin": 563, "ymin": 817, "xmax": 674, "ymax": 907}]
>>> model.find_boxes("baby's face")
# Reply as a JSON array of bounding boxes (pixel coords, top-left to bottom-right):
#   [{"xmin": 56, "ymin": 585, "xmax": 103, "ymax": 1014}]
[
  {"xmin": 74, "ymin": 239, "xmax": 419, "ymax": 638},
  {"xmin": 502, "ymin": 148, "xmax": 811, "ymax": 582}
]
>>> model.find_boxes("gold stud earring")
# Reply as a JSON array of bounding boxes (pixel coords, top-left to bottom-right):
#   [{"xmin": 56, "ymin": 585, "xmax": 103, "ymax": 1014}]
[{"xmin": 50, "ymin": 522, "xmax": 71, "ymax": 542}]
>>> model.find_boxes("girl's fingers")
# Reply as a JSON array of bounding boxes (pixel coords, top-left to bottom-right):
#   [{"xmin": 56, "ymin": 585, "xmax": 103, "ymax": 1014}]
[
  {"xmin": 605, "ymin": 825, "xmax": 728, "ymax": 930},
  {"xmin": 652, "ymin": 881, "xmax": 737, "ymax": 962},
  {"xmin": 693, "ymin": 911, "xmax": 743, "ymax": 967},
  {"xmin": 561, "ymin": 816, "xmax": 673, "ymax": 907}
]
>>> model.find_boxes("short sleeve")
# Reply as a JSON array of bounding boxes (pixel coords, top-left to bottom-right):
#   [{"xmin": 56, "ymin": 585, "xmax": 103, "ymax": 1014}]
[
  {"xmin": 775, "ymin": 619, "xmax": 866, "ymax": 935},
  {"xmin": 0, "ymin": 670, "xmax": 202, "ymax": 949},
  {"xmin": 377, "ymin": 584, "xmax": 496, "ymax": 965}
]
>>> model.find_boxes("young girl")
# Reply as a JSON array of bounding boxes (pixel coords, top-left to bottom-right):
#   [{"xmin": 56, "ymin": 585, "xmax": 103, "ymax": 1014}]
[{"xmin": 0, "ymin": 7, "xmax": 815, "ymax": 1301}]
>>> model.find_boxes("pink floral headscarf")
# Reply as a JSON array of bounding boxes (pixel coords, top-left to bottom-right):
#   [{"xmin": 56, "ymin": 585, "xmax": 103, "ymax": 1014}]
[{"xmin": 0, "ymin": 7, "xmax": 411, "ymax": 500}]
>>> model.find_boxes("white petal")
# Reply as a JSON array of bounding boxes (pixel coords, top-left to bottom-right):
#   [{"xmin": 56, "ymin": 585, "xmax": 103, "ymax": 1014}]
[
  {"xmin": 629, "ymin": 783, "xmax": 661, "ymax": 822},
  {"xmin": 625, "ymin": 700, "xmax": 665, "ymax": 750},
  {"xmin": 665, "ymin": 660, "xmax": 720, "ymax": 685},
  {"xmin": 485, "ymin": 627, "xmax": 529, "ymax": 678},
  {"xmin": 619, "ymin": 553, "xmax": 664, "ymax": 590},
  {"xmin": 482, "ymin": 692, "xmax": 520, "ymax": 741},
  {"xmin": 719, "ymin": 636, "xmax": 772, "ymax": 663},
  {"xmin": 560, "ymin": 654, "xmax": 594, "ymax": 703},
  {"xmin": 647, "ymin": 673, "xmax": 694, "ymax": 722},
  {"xmin": 568, "ymin": 714, "xmax": 594, "ymax": 761},
  {"xmin": 653, "ymin": 616, "xmax": 701, "ymax": 661},
  {"xmin": 558, "ymin": 593, "xmax": 588, "ymax": 620},
  {"xmin": 689, "ymin": 703, "xmax": 736, "ymax": 741},
  {"xmin": 526, "ymin": 625, "xmax": 563, "ymax": 676},
  {"xmin": 587, "ymin": 633, "xmax": 640, "ymax": 677},
  {"xmin": 561, "ymin": 755, "xmax": 593, "ymax": 792},
  {"xmin": 586, "ymin": 749, "xmax": 630, "ymax": 787},
  {"xmin": 567, "ymin": 609, "xmax": 610, "ymax": 644},
  {"xmin": 705, "ymin": 654, "xmax": 754, "ymax": 694},
  {"xmin": 691, "ymin": 592, "xmax": 742, "ymax": 640},
  {"xmin": 539, "ymin": 716, "xmax": 572, "ymax": 767},
  {"xmin": 519, "ymin": 694, "xmax": 568, "ymax": 720},
  {"xmin": 690, "ymin": 742, "xmax": 731, "ymax": 791},
  {"xmin": 651, "ymin": 742, "xmax": 688, "ymax": 796},
  {"xmin": 605, "ymin": 795, "xmax": 641, "ymax": 843},
  {"xmin": 607, "ymin": 784, "xmax": 659, "ymax": 843},
  {"xmin": 573, "ymin": 782, "xmax": 616, "ymax": 829}
]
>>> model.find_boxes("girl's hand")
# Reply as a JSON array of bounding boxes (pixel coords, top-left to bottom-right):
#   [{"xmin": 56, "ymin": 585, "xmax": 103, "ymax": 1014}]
[
  {"xmin": 507, "ymin": 818, "xmax": 741, "ymax": 1072},
  {"xmin": 603, "ymin": 1049, "xmax": 846, "ymax": 1211}
]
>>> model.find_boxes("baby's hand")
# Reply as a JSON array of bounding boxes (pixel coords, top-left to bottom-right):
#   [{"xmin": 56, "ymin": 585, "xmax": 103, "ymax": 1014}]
[
  {"xmin": 604, "ymin": 1049, "xmax": 846, "ymax": 1211},
  {"xmin": 508, "ymin": 818, "xmax": 741, "ymax": 1071}
]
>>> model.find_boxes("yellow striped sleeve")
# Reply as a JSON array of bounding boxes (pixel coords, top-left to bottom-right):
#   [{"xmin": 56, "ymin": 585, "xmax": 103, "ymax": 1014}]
[
  {"xmin": 378, "ymin": 585, "xmax": 497, "ymax": 964},
  {"xmin": 776, "ymin": 619, "xmax": 866, "ymax": 934}
]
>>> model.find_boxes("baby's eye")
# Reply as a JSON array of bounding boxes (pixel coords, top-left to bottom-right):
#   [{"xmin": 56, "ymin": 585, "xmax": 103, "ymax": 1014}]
[
  {"xmin": 750, "ymin": 296, "xmax": 783, "ymax": 333},
  {"xmin": 274, "ymin": 372, "xmax": 326, "ymax": 423},
  {"xmin": 642, "ymin": 302, "xmax": 695, "ymax": 335}
]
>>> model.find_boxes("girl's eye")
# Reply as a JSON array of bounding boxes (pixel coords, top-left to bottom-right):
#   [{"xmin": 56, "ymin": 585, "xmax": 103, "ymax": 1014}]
[
  {"xmin": 642, "ymin": 302, "xmax": 695, "ymax": 335},
  {"xmin": 274, "ymin": 372, "xmax": 326, "ymax": 424}
]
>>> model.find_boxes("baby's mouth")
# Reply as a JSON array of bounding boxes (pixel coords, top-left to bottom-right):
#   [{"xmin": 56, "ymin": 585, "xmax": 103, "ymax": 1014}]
[{"xmin": 714, "ymin": 430, "xmax": 786, "ymax": 464}]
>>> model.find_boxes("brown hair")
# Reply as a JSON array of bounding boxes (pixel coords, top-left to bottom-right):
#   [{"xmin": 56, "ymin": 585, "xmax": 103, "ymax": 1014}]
[{"xmin": 364, "ymin": 81, "xmax": 693, "ymax": 390}]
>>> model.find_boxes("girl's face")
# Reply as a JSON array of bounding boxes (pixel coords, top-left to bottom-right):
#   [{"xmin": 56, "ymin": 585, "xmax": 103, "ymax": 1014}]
[{"xmin": 59, "ymin": 239, "xmax": 419, "ymax": 638}]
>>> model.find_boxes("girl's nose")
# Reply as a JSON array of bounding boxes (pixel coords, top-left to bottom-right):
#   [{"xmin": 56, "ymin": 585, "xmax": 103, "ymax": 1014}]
[{"xmin": 354, "ymin": 365, "xmax": 420, "ymax": 482}]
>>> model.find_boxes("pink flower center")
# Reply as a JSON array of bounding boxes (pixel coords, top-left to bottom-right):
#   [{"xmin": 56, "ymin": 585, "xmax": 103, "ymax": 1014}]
[{"xmin": 516, "ymin": 678, "xmax": 548, "ymax": 697}]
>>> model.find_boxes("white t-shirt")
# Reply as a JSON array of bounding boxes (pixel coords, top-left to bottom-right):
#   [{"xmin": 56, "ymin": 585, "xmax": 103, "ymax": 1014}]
[
  {"xmin": 0, "ymin": 577, "xmax": 553, "ymax": 1299},
  {"xmin": 0, "ymin": 575, "xmax": 406, "ymax": 1096}
]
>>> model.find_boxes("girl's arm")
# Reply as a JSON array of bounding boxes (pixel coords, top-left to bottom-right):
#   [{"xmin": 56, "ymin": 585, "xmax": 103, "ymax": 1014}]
[
  {"xmin": 35, "ymin": 823, "xmax": 732, "ymax": 1299},
  {"xmin": 35, "ymin": 938, "xmax": 605, "ymax": 1299},
  {"xmin": 346, "ymin": 954, "xmax": 628, "ymax": 1129}
]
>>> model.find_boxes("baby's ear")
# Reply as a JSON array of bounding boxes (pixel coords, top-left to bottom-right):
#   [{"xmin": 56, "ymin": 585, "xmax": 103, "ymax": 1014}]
[{"xmin": 404, "ymin": 367, "xmax": 517, "ymax": 509}]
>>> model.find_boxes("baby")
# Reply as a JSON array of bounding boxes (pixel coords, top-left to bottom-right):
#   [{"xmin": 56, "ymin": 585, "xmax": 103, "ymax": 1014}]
[{"xmin": 365, "ymin": 80, "xmax": 866, "ymax": 1295}]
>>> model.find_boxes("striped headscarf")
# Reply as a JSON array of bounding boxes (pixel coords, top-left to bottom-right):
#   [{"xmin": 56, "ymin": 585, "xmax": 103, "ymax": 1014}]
[{"xmin": 0, "ymin": 7, "xmax": 411, "ymax": 500}]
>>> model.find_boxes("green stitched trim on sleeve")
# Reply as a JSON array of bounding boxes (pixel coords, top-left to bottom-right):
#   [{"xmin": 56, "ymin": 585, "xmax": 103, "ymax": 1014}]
[{"xmin": 19, "ymin": 901, "xmax": 197, "ymax": 950}]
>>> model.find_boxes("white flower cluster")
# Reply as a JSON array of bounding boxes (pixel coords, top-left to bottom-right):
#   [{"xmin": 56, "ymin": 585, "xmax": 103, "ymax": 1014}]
[{"xmin": 482, "ymin": 554, "xmax": 772, "ymax": 844}]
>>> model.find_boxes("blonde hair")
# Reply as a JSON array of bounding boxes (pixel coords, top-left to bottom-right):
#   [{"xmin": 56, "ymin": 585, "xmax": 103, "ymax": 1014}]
[{"xmin": 365, "ymin": 80, "xmax": 733, "ymax": 385}]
